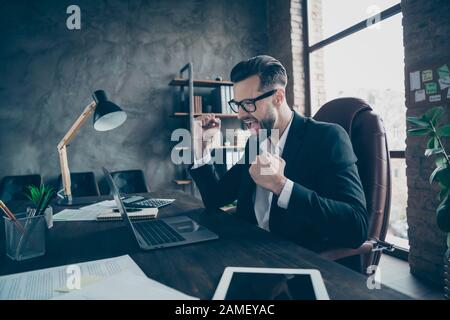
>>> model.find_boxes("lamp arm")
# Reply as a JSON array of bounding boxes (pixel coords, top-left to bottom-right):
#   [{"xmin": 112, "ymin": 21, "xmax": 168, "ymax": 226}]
[{"xmin": 57, "ymin": 101, "xmax": 97, "ymax": 197}]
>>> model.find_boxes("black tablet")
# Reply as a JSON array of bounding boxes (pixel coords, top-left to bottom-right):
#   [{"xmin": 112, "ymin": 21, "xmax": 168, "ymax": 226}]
[{"xmin": 213, "ymin": 267, "xmax": 329, "ymax": 300}]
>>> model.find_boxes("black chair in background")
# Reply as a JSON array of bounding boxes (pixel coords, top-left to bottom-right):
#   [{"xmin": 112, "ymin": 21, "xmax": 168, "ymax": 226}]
[
  {"xmin": 110, "ymin": 170, "xmax": 149, "ymax": 195},
  {"xmin": 0, "ymin": 174, "xmax": 42, "ymax": 203},
  {"xmin": 57, "ymin": 172, "xmax": 100, "ymax": 197}
]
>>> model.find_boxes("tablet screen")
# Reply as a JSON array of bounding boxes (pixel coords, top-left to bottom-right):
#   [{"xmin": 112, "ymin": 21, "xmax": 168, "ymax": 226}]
[{"xmin": 224, "ymin": 272, "xmax": 317, "ymax": 300}]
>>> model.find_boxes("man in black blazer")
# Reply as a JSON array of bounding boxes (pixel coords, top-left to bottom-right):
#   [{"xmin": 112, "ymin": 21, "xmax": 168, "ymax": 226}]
[{"xmin": 190, "ymin": 56, "xmax": 368, "ymax": 270}]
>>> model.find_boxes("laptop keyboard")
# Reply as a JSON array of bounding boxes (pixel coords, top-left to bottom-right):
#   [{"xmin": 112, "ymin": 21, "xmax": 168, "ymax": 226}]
[
  {"xmin": 133, "ymin": 220, "xmax": 185, "ymax": 246},
  {"xmin": 126, "ymin": 198, "xmax": 174, "ymax": 208}
]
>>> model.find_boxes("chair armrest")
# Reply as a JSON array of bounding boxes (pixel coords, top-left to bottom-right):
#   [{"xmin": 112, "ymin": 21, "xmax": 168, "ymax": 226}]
[
  {"xmin": 320, "ymin": 238, "xmax": 395, "ymax": 261},
  {"xmin": 320, "ymin": 241, "xmax": 374, "ymax": 261}
]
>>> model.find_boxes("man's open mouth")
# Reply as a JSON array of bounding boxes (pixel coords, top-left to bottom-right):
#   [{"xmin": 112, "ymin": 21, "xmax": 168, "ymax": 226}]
[{"xmin": 243, "ymin": 118, "xmax": 261, "ymax": 133}]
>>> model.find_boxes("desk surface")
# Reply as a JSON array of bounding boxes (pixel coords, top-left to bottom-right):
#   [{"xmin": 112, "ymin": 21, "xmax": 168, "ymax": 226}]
[{"xmin": 0, "ymin": 191, "xmax": 409, "ymax": 300}]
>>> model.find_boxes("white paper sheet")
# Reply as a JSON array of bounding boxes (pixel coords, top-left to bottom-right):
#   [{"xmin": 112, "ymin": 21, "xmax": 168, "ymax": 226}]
[
  {"xmin": 53, "ymin": 270, "xmax": 198, "ymax": 300},
  {"xmin": 429, "ymin": 94, "xmax": 442, "ymax": 102},
  {"xmin": 0, "ymin": 255, "xmax": 144, "ymax": 300},
  {"xmin": 438, "ymin": 76, "xmax": 450, "ymax": 90},
  {"xmin": 414, "ymin": 89, "xmax": 426, "ymax": 102},
  {"xmin": 53, "ymin": 209, "xmax": 99, "ymax": 221},
  {"xmin": 53, "ymin": 200, "xmax": 118, "ymax": 221},
  {"xmin": 410, "ymin": 71, "xmax": 421, "ymax": 91}
]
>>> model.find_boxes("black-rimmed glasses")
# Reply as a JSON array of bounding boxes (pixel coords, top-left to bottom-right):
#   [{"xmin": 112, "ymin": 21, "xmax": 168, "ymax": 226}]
[{"xmin": 228, "ymin": 89, "xmax": 277, "ymax": 113}]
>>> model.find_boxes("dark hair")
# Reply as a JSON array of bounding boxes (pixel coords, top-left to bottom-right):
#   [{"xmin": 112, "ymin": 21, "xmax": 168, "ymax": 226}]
[{"xmin": 230, "ymin": 55, "xmax": 287, "ymax": 91}]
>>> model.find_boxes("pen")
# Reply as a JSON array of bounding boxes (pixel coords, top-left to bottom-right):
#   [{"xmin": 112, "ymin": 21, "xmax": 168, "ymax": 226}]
[
  {"xmin": 0, "ymin": 200, "xmax": 25, "ymax": 234},
  {"xmin": 33, "ymin": 197, "xmax": 44, "ymax": 217}
]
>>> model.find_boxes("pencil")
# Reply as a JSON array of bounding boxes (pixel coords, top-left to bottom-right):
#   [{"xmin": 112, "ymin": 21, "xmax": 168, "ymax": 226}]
[{"xmin": 0, "ymin": 200, "xmax": 25, "ymax": 234}]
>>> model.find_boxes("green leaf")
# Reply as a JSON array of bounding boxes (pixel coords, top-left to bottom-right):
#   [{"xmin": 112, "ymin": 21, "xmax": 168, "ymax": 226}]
[
  {"xmin": 406, "ymin": 117, "xmax": 430, "ymax": 127},
  {"xmin": 427, "ymin": 136, "xmax": 438, "ymax": 149},
  {"xmin": 436, "ymin": 196, "xmax": 450, "ymax": 232},
  {"xmin": 439, "ymin": 187, "xmax": 449, "ymax": 202},
  {"xmin": 430, "ymin": 165, "xmax": 447, "ymax": 184},
  {"xmin": 425, "ymin": 148, "xmax": 444, "ymax": 156},
  {"xmin": 436, "ymin": 156, "xmax": 447, "ymax": 167},
  {"xmin": 422, "ymin": 106, "xmax": 444, "ymax": 124},
  {"xmin": 437, "ymin": 124, "xmax": 450, "ymax": 137},
  {"xmin": 436, "ymin": 166, "xmax": 450, "ymax": 188},
  {"xmin": 431, "ymin": 106, "xmax": 444, "ymax": 126},
  {"xmin": 408, "ymin": 128, "xmax": 431, "ymax": 136}
]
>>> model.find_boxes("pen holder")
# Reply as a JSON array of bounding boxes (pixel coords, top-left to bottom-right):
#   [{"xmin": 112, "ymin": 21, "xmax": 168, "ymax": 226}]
[
  {"xmin": 4, "ymin": 214, "xmax": 46, "ymax": 261},
  {"xmin": 27, "ymin": 206, "xmax": 53, "ymax": 229}
]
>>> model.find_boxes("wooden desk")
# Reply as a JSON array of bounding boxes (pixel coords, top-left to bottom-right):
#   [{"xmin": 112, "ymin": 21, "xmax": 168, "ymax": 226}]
[{"xmin": 0, "ymin": 191, "xmax": 409, "ymax": 300}]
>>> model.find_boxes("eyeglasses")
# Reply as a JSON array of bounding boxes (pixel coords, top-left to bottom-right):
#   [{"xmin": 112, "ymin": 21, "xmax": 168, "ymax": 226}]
[{"xmin": 228, "ymin": 89, "xmax": 277, "ymax": 113}]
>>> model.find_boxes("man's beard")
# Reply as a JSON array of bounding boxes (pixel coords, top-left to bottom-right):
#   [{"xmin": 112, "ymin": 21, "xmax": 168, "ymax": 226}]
[{"xmin": 260, "ymin": 106, "xmax": 276, "ymax": 137}]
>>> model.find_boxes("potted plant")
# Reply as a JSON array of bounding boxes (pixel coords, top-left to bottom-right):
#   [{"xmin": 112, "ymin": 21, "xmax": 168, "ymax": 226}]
[
  {"xmin": 407, "ymin": 106, "xmax": 450, "ymax": 299},
  {"xmin": 25, "ymin": 184, "xmax": 55, "ymax": 229}
]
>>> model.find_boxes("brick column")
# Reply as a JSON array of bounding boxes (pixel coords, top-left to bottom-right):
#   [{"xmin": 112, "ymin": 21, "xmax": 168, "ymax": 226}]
[
  {"xmin": 403, "ymin": 0, "xmax": 450, "ymax": 286},
  {"xmin": 266, "ymin": 0, "xmax": 309, "ymax": 115}
]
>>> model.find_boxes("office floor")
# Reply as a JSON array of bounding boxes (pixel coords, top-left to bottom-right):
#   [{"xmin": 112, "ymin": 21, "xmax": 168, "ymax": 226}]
[{"xmin": 379, "ymin": 255, "xmax": 444, "ymax": 300}]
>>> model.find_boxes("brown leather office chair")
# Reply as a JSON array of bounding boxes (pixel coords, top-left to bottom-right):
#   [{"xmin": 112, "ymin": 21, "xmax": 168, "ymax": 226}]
[{"xmin": 313, "ymin": 97, "xmax": 392, "ymax": 273}]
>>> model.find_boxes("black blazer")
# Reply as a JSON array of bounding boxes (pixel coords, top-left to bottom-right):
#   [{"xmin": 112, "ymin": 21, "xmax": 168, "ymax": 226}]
[{"xmin": 190, "ymin": 112, "xmax": 368, "ymax": 254}]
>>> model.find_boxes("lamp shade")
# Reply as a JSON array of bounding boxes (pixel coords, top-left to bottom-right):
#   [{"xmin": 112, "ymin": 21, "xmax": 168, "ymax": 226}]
[{"xmin": 92, "ymin": 90, "xmax": 127, "ymax": 131}]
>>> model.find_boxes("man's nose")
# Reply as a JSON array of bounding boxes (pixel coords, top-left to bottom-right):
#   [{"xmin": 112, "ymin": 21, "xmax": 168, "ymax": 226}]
[{"xmin": 237, "ymin": 107, "xmax": 247, "ymax": 120}]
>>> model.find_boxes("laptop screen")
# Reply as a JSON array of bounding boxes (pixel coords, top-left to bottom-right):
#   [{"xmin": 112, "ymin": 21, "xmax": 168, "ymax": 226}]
[{"xmin": 102, "ymin": 167, "xmax": 147, "ymax": 246}]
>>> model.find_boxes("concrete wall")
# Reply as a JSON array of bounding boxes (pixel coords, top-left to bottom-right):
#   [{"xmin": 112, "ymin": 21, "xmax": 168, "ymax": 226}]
[
  {"xmin": 403, "ymin": 0, "xmax": 450, "ymax": 286},
  {"xmin": 0, "ymin": 0, "xmax": 268, "ymax": 191}
]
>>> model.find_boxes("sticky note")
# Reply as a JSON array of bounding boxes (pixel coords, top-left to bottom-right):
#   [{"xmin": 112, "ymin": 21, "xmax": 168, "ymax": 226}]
[
  {"xmin": 425, "ymin": 82, "xmax": 438, "ymax": 95},
  {"xmin": 422, "ymin": 70, "xmax": 433, "ymax": 82},
  {"xmin": 438, "ymin": 64, "xmax": 450, "ymax": 80},
  {"xmin": 429, "ymin": 94, "xmax": 441, "ymax": 102},
  {"xmin": 415, "ymin": 89, "xmax": 426, "ymax": 102},
  {"xmin": 438, "ymin": 76, "xmax": 450, "ymax": 90},
  {"xmin": 409, "ymin": 71, "xmax": 421, "ymax": 91}
]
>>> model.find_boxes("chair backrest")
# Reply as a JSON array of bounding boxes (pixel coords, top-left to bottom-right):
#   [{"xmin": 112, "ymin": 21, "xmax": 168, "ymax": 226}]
[
  {"xmin": 0, "ymin": 174, "xmax": 42, "ymax": 203},
  {"xmin": 313, "ymin": 97, "xmax": 392, "ymax": 269},
  {"xmin": 110, "ymin": 170, "xmax": 149, "ymax": 194},
  {"xmin": 58, "ymin": 172, "xmax": 100, "ymax": 197}
]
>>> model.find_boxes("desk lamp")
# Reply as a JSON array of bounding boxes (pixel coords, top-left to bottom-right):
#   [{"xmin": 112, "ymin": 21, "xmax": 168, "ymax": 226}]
[{"xmin": 57, "ymin": 90, "xmax": 126, "ymax": 205}]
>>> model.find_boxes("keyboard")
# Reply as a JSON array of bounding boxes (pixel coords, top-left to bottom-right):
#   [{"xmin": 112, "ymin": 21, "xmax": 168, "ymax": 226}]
[
  {"xmin": 133, "ymin": 220, "xmax": 185, "ymax": 246},
  {"xmin": 125, "ymin": 198, "xmax": 175, "ymax": 209}
]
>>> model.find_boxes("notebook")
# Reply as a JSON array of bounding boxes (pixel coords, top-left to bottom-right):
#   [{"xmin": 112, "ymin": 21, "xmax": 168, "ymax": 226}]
[{"xmin": 96, "ymin": 208, "xmax": 158, "ymax": 221}]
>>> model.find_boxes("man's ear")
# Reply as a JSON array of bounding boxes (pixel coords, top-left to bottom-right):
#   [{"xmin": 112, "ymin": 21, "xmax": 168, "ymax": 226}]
[{"xmin": 273, "ymin": 89, "xmax": 285, "ymax": 106}]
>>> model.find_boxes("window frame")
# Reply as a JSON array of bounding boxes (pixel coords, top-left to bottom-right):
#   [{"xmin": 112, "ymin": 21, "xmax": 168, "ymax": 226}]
[{"xmin": 302, "ymin": 1, "xmax": 408, "ymax": 259}]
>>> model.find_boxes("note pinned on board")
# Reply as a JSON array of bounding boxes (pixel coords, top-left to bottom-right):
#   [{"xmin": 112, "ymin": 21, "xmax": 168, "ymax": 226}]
[
  {"xmin": 425, "ymin": 82, "xmax": 438, "ymax": 95},
  {"xmin": 422, "ymin": 70, "xmax": 433, "ymax": 82},
  {"xmin": 415, "ymin": 89, "xmax": 426, "ymax": 102},
  {"xmin": 409, "ymin": 71, "xmax": 421, "ymax": 91},
  {"xmin": 429, "ymin": 94, "xmax": 441, "ymax": 102},
  {"xmin": 437, "ymin": 64, "xmax": 450, "ymax": 79},
  {"xmin": 438, "ymin": 76, "xmax": 450, "ymax": 90}
]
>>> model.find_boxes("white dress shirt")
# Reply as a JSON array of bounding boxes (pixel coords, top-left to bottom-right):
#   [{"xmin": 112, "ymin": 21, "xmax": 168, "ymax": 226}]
[
  {"xmin": 253, "ymin": 114, "xmax": 294, "ymax": 231},
  {"xmin": 193, "ymin": 113, "xmax": 295, "ymax": 231}
]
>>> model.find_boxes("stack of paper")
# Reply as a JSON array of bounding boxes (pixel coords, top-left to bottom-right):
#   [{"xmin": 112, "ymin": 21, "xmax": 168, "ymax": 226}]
[
  {"xmin": 53, "ymin": 200, "xmax": 134, "ymax": 221},
  {"xmin": 0, "ymin": 255, "xmax": 198, "ymax": 300}
]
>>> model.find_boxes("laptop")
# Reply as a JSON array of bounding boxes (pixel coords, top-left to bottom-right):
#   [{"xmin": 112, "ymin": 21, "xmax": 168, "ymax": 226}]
[
  {"xmin": 102, "ymin": 167, "xmax": 218, "ymax": 250},
  {"xmin": 122, "ymin": 195, "xmax": 174, "ymax": 209}
]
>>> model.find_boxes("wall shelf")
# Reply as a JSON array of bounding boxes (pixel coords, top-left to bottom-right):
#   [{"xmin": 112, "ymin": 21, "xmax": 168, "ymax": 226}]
[
  {"xmin": 171, "ymin": 112, "xmax": 238, "ymax": 119},
  {"xmin": 174, "ymin": 145, "xmax": 245, "ymax": 151},
  {"xmin": 169, "ymin": 78, "xmax": 233, "ymax": 87},
  {"xmin": 173, "ymin": 179, "xmax": 192, "ymax": 185}
]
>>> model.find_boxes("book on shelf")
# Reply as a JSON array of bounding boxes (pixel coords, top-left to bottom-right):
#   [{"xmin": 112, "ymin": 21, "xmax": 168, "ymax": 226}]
[
  {"xmin": 194, "ymin": 95, "xmax": 203, "ymax": 113},
  {"xmin": 210, "ymin": 86, "xmax": 234, "ymax": 114}
]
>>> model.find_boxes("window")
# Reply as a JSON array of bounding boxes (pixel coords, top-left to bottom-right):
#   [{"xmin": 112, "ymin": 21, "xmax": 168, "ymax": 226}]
[{"xmin": 306, "ymin": 1, "xmax": 408, "ymax": 252}]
